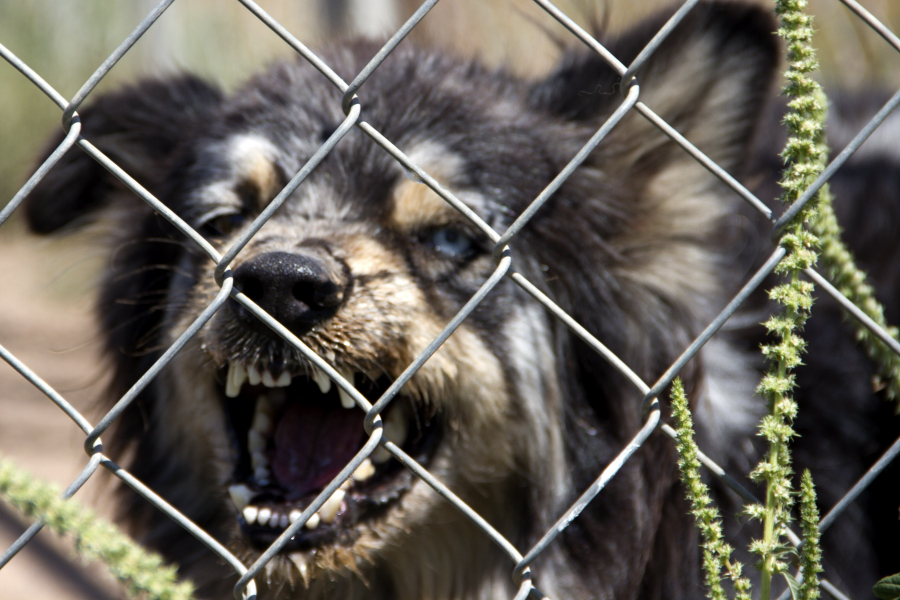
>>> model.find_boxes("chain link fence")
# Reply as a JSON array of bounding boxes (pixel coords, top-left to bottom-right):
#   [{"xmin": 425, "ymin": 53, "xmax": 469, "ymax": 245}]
[{"xmin": 1, "ymin": 0, "xmax": 899, "ymax": 599}]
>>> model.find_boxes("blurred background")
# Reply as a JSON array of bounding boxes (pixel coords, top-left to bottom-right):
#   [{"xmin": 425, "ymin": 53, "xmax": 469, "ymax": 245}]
[{"xmin": 1, "ymin": 0, "xmax": 899, "ymax": 598}]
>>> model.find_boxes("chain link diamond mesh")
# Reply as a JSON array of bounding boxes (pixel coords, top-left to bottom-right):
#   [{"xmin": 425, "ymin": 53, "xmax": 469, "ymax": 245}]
[{"xmin": 1, "ymin": 1, "xmax": 899, "ymax": 599}]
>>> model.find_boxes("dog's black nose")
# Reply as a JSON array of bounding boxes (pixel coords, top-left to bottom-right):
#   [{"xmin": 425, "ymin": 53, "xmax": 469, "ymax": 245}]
[{"xmin": 231, "ymin": 251, "xmax": 346, "ymax": 334}]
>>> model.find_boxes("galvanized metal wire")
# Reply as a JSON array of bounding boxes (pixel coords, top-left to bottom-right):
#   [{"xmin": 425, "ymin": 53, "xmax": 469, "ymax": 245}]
[{"xmin": 2, "ymin": 1, "xmax": 900, "ymax": 599}]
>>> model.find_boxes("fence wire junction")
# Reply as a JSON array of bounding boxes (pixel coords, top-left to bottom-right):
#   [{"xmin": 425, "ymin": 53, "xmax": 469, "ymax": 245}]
[{"xmin": 2, "ymin": 1, "xmax": 900, "ymax": 599}]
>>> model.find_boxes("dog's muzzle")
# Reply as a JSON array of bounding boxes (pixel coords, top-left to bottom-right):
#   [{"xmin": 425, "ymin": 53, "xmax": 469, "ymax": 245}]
[{"xmin": 215, "ymin": 249, "xmax": 439, "ymax": 551}]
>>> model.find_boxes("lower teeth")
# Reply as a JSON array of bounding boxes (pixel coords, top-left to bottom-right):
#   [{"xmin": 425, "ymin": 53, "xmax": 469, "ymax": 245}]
[
  {"xmin": 234, "ymin": 487, "xmax": 349, "ymax": 531},
  {"xmin": 231, "ymin": 381, "xmax": 417, "ymax": 533}
]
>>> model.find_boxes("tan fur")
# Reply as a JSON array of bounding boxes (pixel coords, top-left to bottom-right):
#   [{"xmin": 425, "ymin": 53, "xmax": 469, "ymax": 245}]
[
  {"xmin": 228, "ymin": 134, "xmax": 282, "ymax": 208},
  {"xmin": 390, "ymin": 142, "xmax": 468, "ymax": 232},
  {"xmin": 391, "ymin": 178, "xmax": 459, "ymax": 232},
  {"xmin": 155, "ymin": 199, "xmax": 528, "ymax": 598}
]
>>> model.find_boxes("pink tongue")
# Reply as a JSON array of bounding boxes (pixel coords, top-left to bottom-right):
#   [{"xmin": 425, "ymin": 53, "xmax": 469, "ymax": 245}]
[{"xmin": 271, "ymin": 404, "xmax": 364, "ymax": 499}]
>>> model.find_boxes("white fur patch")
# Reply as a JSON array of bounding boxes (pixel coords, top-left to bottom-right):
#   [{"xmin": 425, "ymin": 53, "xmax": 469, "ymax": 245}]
[
  {"xmin": 501, "ymin": 302, "xmax": 569, "ymax": 510},
  {"xmin": 694, "ymin": 338, "xmax": 763, "ymax": 462}
]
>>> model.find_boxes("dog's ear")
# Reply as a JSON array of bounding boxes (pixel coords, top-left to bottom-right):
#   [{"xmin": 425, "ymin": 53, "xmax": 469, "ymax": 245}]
[
  {"xmin": 533, "ymin": 2, "xmax": 778, "ymax": 170},
  {"xmin": 524, "ymin": 1, "xmax": 778, "ymax": 397},
  {"xmin": 24, "ymin": 75, "xmax": 223, "ymax": 234},
  {"xmin": 532, "ymin": 2, "xmax": 778, "ymax": 307}
]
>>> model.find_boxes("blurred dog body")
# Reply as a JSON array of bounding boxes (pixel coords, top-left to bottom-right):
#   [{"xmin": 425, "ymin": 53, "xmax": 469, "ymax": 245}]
[{"xmin": 22, "ymin": 2, "xmax": 899, "ymax": 598}]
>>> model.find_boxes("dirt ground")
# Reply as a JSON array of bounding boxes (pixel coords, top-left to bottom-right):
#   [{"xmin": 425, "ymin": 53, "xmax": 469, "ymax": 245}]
[{"xmin": 0, "ymin": 222, "xmax": 126, "ymax": 600}]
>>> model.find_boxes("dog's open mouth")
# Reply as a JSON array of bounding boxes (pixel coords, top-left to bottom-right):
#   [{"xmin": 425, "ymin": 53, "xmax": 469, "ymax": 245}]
[{"xmin": 218, "ymin": 359, "xmax": 439, "ymax": 551}]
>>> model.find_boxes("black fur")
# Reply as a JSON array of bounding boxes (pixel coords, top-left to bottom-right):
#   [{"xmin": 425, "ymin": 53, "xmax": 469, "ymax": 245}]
[{"xmin": 21, "ymin": 2, "xmax": 898, "ymax": 598}]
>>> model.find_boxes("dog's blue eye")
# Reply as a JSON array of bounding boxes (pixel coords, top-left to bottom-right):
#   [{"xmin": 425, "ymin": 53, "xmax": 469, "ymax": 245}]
[{"xmin": 428, "ymin": 227, "xmax": 474, "ymax": 258}]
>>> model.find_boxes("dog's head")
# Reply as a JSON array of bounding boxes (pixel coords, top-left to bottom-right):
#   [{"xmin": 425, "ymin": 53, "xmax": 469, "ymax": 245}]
[{"xmin": 25, "ymin": 3, "xmax": 777, "ymax": 598}]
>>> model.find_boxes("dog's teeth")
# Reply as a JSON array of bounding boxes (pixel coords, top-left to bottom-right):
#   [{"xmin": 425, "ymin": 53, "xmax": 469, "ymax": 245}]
[
  {"xmin": 251, "ymin": 450, "xmax": 269, "ymax": 468},
  {"xmin": 228, "ymin": 484, "xmax": 254, "ymax": 511},
  {"xmin": 338, "ymin": 389, "xmax": 354, "ymax": 409},
  {"xmin": 248, "ymin": 363, "xmax": 262, "ymax": 386},
  {"xmin": 257, "ymin": 507, "xmax": 272, "ymax": 527},
  {"xmin": 289, "ymin": 509, "xmax": 302, "ymax": 524},
  {"xmin": 248, "ymin": 429, "xmax": 266, "ymax": 452},
  {"xmin": 225, "ymin": 362, "xmax": 248, "ymax": 398},
  {"xmin": 351, "ymin": 458, "xmax": 376, "ymax": 482},
  {"xmin": 305, "ymin": 512, "xmax": 321, "ymax": 529},
  {"xmin": 340, "ymin": 478, "xmax": 353, "ymax": 490},
  {"xmin": 262, "ymin": 369, "xmax": 277, "ymax": 388},
  {"xmin": 251, "ymin": 410, "xmax": 272, "ymax": 434},
  {"xmin": 336, "ymin": 369, "xmax": 356, "ymax": 408},
  {"xmin": 372, "ymin": 406, "xmax": 407, "ymax": 464},
  {"xmin": 372, "ymin": 446, "xmax": 391, "ymax": 464},
  {"xmin": 312, "ymin": 367, "xmax": 331, "ymax": 394},
  {"xmin": 278, "ymin": 513, "xmax": 289, "ymax": 528},
  {"xmin": 318, "ymin": 489, "xmax": 345, "ymax": 524},
  {"xmin": 250, "ymin": 396, "xmax": 273, "ymax": 439},
  {"xmin": 243, "ymin": 505, "xmax": 259, "ymax": 525},
  {"xmin": 384, "ymin": 405, "xmax": 409, "ymax": 447},
  {"xmin": 338, "ymin": 389, "xmax": 355, "ymax": 409},
  {"xmin": 275, "ymin": 370, "xmax": 291, "ymax": 387}
]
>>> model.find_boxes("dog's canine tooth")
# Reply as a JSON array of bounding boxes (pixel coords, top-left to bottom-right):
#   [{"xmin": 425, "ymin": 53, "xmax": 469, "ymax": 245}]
[
  {"xmin": 228, "ymin": 484, "xmax": 254, "ymax": 511},
  {"xmin": 248, "ymin": 429, "xmax": 266, "ymax": 452},
  {"xmin": 371, "ymin": 446, "xmax": 391, "ymax": 464},
  {"xmin": 247, "ymin": 363, "xmax": 262, "ymax": 386},
  {"xmin": 340, "ymin": 478, "xmax": 353, "ymax": 490},
  {"xmin": 372, "ymin": 408, "xmax": 406, "ymax": 464},
  {"xmin": 242, "ymin": 505, "xmax": 259, "ymax": 526},
  {"xmin": 250, "ymin": 395, "xmax": 273, "ymax": 438},
  {"xmin": 338, "ymin": 388, "xmax": 355, "ymax": 409},
  {"xmin": 318, "ymin": 489, "xmax": 345, "ymax": 524},
  {"xmin": 254, "ymin": 466, "xmax": 270, "ymax": 485},
  {"xmin": 275, "ymin": 370, "xmax": 291, "ymax": 387},
  {"xmin": 305, "ymin": 512, "xmax": 321, "ymax": 530},
  {"xmin": 257, "ymin": 507, "xmax": 272, "ymax": 527},
  {"xmin": 251, "ymin": 410, "xmax": 272, "ymax": 435},
  {"xmin": 251, "ymin": 450, "xmax": 269, "ymax": 468},
  {"xmin": 261, "ymin": 369, "xmax": 277, "ymax": 388},
  {"xmin": 351, "ymin": 458, "xmax": 375, "ymax": 482},
  {"xmin": 225, "ymin": 362, "xmax": 248, "ymax": 398},
  {"xmin": 384, "ymin": 404, "xmax": 409, "ymax": 447},
  {"xmin": 311, "ymin": 367, "xmax": 331, "ymax": 394},
  {"xmin": 336, "ymin": 369, "xmax": 356, "ymax": 408},
  {"xmin": 289, "ymin": 509, "xmax": 301, "ymax": 524}
]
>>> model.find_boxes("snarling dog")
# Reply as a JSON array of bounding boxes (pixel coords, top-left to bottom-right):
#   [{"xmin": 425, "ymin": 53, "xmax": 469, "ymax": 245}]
[{"xmin": 21, "ymin": 2, "xmax": 898, "ymax": 598}]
